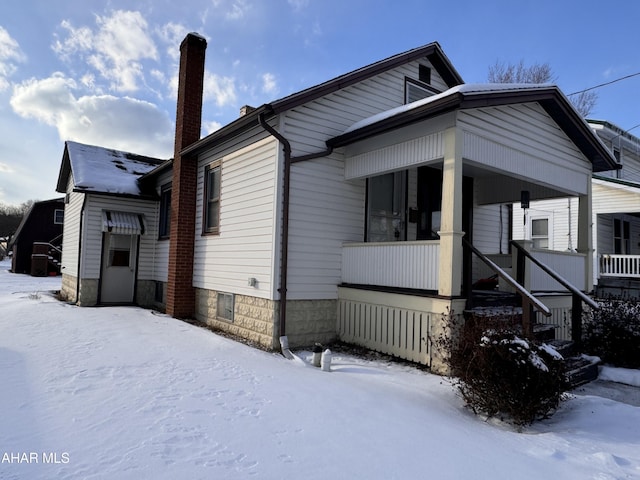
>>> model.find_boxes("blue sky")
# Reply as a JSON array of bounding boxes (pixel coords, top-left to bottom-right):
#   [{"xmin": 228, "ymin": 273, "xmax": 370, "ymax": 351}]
[{"xmin": 1, "ymin": 0, "xmax": 639, "ymax": 205}]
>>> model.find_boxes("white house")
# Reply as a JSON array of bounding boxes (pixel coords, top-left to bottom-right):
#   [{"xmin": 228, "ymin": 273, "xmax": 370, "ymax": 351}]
[
  {"xmin": 56, "ymin": 33, "xmax": 617, "ymax": 372},
  {"xmin": 513, "ymin": 120, "xmax": 640, "ymax": 297},
  {"xmin": 56, "ymin": 141, "xmax": 166, "ymax": 306}
]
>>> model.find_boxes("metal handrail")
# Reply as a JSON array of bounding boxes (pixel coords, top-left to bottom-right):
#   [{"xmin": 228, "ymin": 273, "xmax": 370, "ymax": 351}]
[
  {"xmin": 463, "ymin": 238, "xmax": 551, "ymax": 317},
  {"xmin": 510, "ymin": 241, "xmax": 598, "ymax": 310}
]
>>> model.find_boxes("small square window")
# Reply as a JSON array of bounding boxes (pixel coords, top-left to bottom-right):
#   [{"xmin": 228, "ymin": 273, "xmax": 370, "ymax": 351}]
[
  {"xmin": 54, "ymin": 209, "xmax": 64, "ymax": 224},
  {"xmin": 216, "ymin": 292, "xmax": 234, "ymax": 322}
]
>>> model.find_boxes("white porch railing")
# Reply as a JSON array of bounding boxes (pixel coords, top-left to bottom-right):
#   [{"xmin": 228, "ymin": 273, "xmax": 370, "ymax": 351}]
[
  {"xmin": 342, "ymin": 241, "xmax": 440, "ymax": 290},
  {"xmin": 600, "ymin": 254, "xmax": 640, "ymax": 278},
  {"xmin": 529, "ymin": 249, "xmax": 586, "ymax": 291}
]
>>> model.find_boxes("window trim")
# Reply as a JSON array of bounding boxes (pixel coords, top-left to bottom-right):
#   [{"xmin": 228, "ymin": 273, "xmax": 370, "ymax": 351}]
[
  {"xmin": 530, "ymin": 216, "xmax": 550, "ymax": 250},
  {"xmin": 158, "ymin": 183, "xmax": 172, "ymax": 240},
  {"xmin": 203, "ymin": 161, "xmax": 221, "ymax": 235}
]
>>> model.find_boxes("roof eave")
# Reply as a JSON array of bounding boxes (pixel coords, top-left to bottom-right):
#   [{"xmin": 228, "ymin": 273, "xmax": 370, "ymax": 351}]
[
  {"xmin": 270, "ymin": 43, "xmax": 463, "ymax": 114},
  {"xmin": 328, "ymin": 87, "xmax": 619, "ymax": 173}
]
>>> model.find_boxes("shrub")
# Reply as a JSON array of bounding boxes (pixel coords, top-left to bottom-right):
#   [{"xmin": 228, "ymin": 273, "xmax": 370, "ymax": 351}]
[
  {"xmin": 438, "ymin": 313, "xmax": 566, "ymax": 426},
  {"xmin": 582, "ymin": 298, "xmax": 640, "ymax": 369}
]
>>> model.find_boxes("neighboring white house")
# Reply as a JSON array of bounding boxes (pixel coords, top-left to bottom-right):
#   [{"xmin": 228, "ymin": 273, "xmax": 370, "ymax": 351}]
[
  {"xmin": 55, "ymin": 34, "xmax": 617, "ymax": 372},
  {"xmin": 513, "ymin": 120, "xmax": 640, "ymax": 296}
]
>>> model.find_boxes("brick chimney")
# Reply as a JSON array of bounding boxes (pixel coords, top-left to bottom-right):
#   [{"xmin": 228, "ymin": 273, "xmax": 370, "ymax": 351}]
[{"xmin": 166, "ymin": 33, "xmax": 207, "ymax": 318}]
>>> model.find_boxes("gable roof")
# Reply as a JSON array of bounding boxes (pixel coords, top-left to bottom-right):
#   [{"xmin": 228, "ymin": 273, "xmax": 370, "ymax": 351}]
[
  {"xmin": 56, "ymin": 141, "xmax": 167, "ymax": 198},
  {"xmin": 328, "ymin": 83, "xmax": 619, "ymax": 173},
  {"xmin": 181, "ymin": 42, "xmax": 463, "ymax": 157},
  {"xmin": 8, "ymin": 197, "xmax": 64, "ymax": 248}
]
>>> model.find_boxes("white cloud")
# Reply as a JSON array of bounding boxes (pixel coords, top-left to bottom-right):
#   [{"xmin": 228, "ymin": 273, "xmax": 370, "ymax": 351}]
[
  {"xmin": 226, "ymin": 0, "xmax": 250, "ymax": 20},
  {"xmin": 158, "ymin": 22, "xmax": 190, "ymax": 61},
  {"xmin": 10, "ymin": 73, "xmax": 173, "ymax": 158},
  {"xmin": 0, "ymin": 162, "xmax": 13, "ymax": 173},
  {"xmin": 52, "ymin": 11, "xmax": 159, "ymax": 93},
  {"xmin": 261, "ymin": 72, "xmax": 277, "ymax": 95},
  {"xmin": 203, "ymin": 72, "xmax": 237, "ymax": 107},
  {"xmin": 288, "ymin": 0, "xmax": 310, "ymax": 11},
  {"xmin": 202, "ymin": 120, "xmax": 222, "ymax": 135},
  {"xmin": 0, "ymin": 26, "xmax": 26, "ymax": 91}
]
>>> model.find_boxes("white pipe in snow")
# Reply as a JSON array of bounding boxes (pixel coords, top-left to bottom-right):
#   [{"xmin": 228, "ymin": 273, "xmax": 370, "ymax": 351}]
[
  {"xmin": 279, "ymin": 335, "xmax": 295, "ymax": 360},
  {"xmin": 321, "ymin": 349, "xmax": 332, "ymax": 372}
]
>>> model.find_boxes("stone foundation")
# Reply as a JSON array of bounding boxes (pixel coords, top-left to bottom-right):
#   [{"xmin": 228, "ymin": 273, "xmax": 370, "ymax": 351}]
[
  {"xmin": 60, "ymin": 274, "xmax": 78, "ymax": 303},
  {"xmin": 77, "ymin": 279, "xmax": 99, "ymax": 306},
  {"xmin": 136, "ymin": 280, "xmax": 160, "ymax": 309},
  {"xmin": 194, "ymin": 288, "xmax": 338, "ymax": 351}
]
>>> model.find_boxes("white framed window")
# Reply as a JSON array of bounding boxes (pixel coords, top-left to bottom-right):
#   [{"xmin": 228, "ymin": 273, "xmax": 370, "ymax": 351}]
[
  {"xmin": 54, "ymin": 209, "xmax": 64, "ymax": 224},
  {"xmin": 614, "ymin": 218, "xmax": 630, "ymax": 254},
  {"xmin": 531, "ymin": 218, "xmax": 549, "ymax": 249},
  {"xmin": 216, "ymin": 292, "xmax": 234, "ymax": 322},
  {"xmin": 203, "ymin": 162, "xmax": 221, "ymax": 234}
]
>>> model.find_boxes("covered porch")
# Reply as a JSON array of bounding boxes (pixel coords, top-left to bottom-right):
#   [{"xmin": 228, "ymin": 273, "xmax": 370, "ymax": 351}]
[
  {"xmin": 593, "ymin": 176, "xmax": 640, "ymax": 297},
  {"xmin": 328, "ymin": 85, "xmax": 617, "ymax": 371}
]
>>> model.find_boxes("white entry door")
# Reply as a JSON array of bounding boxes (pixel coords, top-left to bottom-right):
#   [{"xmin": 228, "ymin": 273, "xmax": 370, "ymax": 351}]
[{"xmin": 100, "ymin": 233, "xmax": 137, "ymax": 303}]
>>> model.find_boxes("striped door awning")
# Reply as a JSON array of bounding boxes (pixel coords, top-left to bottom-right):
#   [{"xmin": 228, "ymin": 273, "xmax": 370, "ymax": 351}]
[{"xmin": 102, "ymin": 211, "xmax": 146, "ymax": 235}]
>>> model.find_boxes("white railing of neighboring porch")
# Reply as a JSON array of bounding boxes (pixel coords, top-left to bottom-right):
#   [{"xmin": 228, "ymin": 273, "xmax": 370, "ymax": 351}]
[
  {"xmin": 342, "ymin": 241, "xmax": 440, "ymax": 290},
  {"xmin": 600, "ymin": 254, "xmax": 640, "ymax": 278}
]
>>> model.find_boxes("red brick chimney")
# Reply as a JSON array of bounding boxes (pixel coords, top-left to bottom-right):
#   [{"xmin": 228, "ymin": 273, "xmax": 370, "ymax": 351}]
[{"xmin": 166, "ymin": 33, "xmax": 207, "ymax": 318}]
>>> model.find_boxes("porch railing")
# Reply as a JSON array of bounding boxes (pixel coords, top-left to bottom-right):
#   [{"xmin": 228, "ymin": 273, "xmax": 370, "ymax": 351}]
[
  {"xmin": 600, "ymin": 254, "xmax": 640, "ymax": 278},
  {"xmin": 529, "ymin": 249, "xmax": 586, "ymax": 291},
  {"xmin": 342, "ymin": 241, "xmax": 440, "ymax": 290},
  {"xmin": 464, "ymin": 238, "xmax": 551, "ymax": 339},
  {"xmin": 511, "ymin": 240, "xmax": 598, "ymax": 348}
]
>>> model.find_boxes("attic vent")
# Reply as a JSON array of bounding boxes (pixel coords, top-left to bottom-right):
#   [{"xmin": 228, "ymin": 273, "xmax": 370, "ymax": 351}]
[{"xmin": 419, "ymin": 64, "xmax": 431, "ymax": 84}]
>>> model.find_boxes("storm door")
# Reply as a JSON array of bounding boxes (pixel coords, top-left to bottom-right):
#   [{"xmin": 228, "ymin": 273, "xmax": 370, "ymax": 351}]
[{"xmin": 100, "ymin": 233, "xmax": 138, "ymax": 304}]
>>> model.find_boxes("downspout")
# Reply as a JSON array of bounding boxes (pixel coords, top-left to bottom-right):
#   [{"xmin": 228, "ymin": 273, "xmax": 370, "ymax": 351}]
[{"xmin": 258, "ymin": 111, "xmax": 333, "ymax": 358}]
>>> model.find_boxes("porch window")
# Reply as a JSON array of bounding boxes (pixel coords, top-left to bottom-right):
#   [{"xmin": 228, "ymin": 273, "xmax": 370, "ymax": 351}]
[
  {"xmin": 158, "ymin": 183, "xmax": 171, "ymax": 239},
  {"xmin": 614, "ymin": 218, "xmax": 630, "ymax": 254},
  {"xmin": 367, "ymin": 171, "xmax": 406, "ymax": 242},
  {"xmin": 203, "ymin": 162, "xmax": 221, "ymax": 234},
  {"xmin": 531, "ymin": 218, "xmax": 549, "ymax": 249}
]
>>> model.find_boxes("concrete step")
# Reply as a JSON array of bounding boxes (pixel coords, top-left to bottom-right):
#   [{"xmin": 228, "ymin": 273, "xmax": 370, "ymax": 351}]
[{"xmin": 564, "ymin": 355, "xmax": 600, "ymax": 389}]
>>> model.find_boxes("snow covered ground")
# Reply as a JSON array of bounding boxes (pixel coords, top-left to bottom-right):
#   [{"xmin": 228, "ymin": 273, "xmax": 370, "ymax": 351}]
[{"xmin": 1, "ymin": 259, "xmax": 639, "ymax": 480}]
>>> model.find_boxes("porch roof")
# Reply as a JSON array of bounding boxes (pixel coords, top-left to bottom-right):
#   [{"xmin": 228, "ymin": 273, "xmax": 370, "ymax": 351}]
[{"xmin": 328, "ymin": 84, "xmax": 618, "ymax": 173}]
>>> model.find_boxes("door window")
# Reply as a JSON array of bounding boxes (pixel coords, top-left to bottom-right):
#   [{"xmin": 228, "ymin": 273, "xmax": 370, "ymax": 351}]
[{"xmin": 107, "ymin": 234, "xmax": 131, "ymax": 267}]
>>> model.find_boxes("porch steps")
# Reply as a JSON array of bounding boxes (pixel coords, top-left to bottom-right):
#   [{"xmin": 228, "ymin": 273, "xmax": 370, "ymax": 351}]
[{"xmin": 465, "ymin": 301, "xmax": 600, "ymax": 389}]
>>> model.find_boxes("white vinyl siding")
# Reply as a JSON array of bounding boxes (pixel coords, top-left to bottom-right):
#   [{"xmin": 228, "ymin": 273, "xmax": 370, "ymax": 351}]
[
  {"xmin": 459, "ymin": 104, "xmax": 592, "ymax": 197},
  {"xmin": 194, "ymin": 137, "xmax": 279, "ymax": 299},
  {"xmin": 60, "ymin": 175, "xmax": 84, "ymax": 278},
  {"xmin": 274, "ymin": 60, "xmax": 445, "ymax": 300},
  {"xmin": 80, "ymin": 195, "xmax": 159, "ymax": 280},
  {"xmin": 287, "ymin": 157, "xmax": 365, "ymax": 299}
]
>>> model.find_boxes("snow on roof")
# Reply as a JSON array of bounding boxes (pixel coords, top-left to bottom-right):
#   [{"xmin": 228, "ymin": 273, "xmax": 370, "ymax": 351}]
[
  {"xmin": 342, "ymin": 83, "xmax": 557, "ymax": 134},
  {"xmin": 66, "ymin": 141, "xmax": 166, "ymax": 197}
]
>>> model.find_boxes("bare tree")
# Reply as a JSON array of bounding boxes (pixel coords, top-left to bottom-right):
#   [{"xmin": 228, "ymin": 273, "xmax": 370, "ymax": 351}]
[{"xmin": 488, "ymin": 59, "xmax": 597, "ymax": 117}]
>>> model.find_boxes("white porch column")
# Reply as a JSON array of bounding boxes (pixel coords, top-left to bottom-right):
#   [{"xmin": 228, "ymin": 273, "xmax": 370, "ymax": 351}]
[
  {"xmin": 438, "ymin": 126, "xmax": 464, "ymax": 297},
  {"xmin": 577, "ymin": 181, "xmax": 593, "ymax": 291}
]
